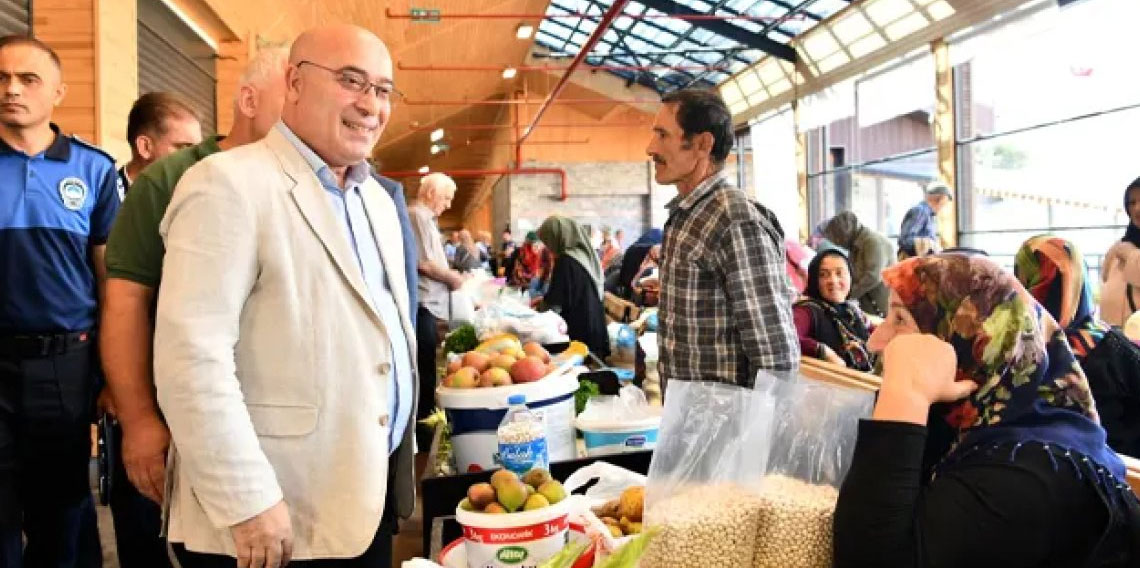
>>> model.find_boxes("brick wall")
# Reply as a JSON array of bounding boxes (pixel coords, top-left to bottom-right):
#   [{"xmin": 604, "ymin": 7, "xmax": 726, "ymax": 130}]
[
  {"xmin": 493, "ymin": 160, "xmax": 743, "ymax": 245},
  {"xmin": 507, "ymin": 161, "xmax": 654, "ymax": 243}
]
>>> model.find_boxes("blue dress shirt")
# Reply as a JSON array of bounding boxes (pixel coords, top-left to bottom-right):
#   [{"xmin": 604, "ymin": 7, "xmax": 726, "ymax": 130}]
[{"xmin": 276, "ymin": 123, "xmax": 414, "ymax": 453}]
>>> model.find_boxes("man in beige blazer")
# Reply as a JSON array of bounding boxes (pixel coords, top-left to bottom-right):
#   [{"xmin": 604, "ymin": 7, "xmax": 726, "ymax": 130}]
[{"xmin": 154, "ymin": 25, "xmax": 416, "ymax": 568}]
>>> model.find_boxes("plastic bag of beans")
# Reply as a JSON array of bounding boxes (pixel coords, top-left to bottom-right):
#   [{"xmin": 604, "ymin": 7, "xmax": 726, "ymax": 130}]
[
  {"xmin": 751, "ymin": 377, "xmax": 874, "ymax": 568},
  {"xmin": 640, "ymin": 373, "xmax": 788, "ymax": 568}
]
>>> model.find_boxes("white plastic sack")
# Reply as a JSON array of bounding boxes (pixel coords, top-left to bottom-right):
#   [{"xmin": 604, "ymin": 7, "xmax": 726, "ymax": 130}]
[
  {"xmin": 578, "ymin": 385, "xmax": 654, "ymax": 423},
  {"xmin": 473, "ymin": 297, "xmax": 569, "ymax": 344},
  {"xmin": 563, "ymin": 462, "xmax": 648, "ymax": 565},
  {"xmin": 563, "ymin": 461, "xmax": 647, "ymax": 504},
  {"xmin": 447, "ymin": 290, "xmax": 476, "ymax": 330}
]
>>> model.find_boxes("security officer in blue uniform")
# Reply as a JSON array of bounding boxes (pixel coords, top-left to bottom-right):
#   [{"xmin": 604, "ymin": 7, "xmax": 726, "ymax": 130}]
[{"xmin": 0, "ymin": 35, "xmax": 119, "ymax": 567}]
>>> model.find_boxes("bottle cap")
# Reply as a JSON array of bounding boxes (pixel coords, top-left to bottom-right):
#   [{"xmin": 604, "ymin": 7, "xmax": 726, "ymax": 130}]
[{"xmin": 508, "ymin": 394, "xmax": 526, "ymax": 405}]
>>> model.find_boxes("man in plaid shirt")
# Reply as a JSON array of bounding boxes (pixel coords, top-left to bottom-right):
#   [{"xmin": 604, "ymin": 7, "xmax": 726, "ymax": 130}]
[{"xmin": 647, "ymin": 89, "xmax": 799, "ymax": 388}]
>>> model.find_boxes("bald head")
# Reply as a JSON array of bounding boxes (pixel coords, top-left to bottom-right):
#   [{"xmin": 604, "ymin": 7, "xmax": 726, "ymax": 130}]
[
  {"xmin": 283, "ymin": 24, "xmax": 394, "ymax": 171},
  {"xmin": 289, "ymin": 24, "xmax": 390, "ymax": 66}
]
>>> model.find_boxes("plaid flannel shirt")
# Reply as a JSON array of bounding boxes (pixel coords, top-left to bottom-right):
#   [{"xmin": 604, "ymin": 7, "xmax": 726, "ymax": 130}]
[
  {"xmin": 658, "ymin": 171, "xmax": 799, "ymax": 387},
  {"xmin": 898, "ymin": 201, "xmax": 938, "ymax": 257}
]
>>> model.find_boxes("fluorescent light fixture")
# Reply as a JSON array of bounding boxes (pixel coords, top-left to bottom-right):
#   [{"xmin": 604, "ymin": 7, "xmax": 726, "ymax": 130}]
[
  {"xmin": 516, "ymin": 24, "xmax": 535, "ymax": 39},
  {"xmin": 418, "ymin": 166, "xmax": 429, "ymax": 174},
  {"xmin": 430, "ymin": 144, "xmax": 442, "ymax": 155},
  {"xmin": 430, "ymin": 128, "xmax": 445, "ymax": 142},
  {"xmin": 502, "ymin": 67, "xmax": 518, "ymax": 79}
]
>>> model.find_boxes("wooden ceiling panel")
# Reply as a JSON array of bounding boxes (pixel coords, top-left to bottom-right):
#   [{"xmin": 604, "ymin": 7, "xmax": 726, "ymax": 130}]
[{"xmin": 200, "ymin": 0, "xmax": 663, "ymax": 224}]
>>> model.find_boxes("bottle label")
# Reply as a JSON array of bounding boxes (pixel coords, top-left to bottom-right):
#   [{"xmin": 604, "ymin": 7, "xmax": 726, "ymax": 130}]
[{"xmin": 498, "ymin": 437, "xmax": 549, "ymax": 475}]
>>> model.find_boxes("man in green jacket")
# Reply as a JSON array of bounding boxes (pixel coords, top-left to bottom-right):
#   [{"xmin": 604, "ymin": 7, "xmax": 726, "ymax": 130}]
[{"xmin": 99, "ymin": 47, "xmax": 289, "ymax": 568}]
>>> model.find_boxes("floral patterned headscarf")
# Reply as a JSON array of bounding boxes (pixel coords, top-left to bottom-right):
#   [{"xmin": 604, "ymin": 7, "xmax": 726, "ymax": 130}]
[
  {"xmin": 1014, "ymin": 236, "xmax": 1110, "ymax": 358},
  {"xmin": 881, "ymin": 254, "xmax": 1124, "ymax": 479}
]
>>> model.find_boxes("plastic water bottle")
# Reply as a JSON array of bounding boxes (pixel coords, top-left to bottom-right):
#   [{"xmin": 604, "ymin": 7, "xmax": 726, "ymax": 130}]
[{"xmin": 497, "ymin": 394, "xmax": 549, "ymax": 476}]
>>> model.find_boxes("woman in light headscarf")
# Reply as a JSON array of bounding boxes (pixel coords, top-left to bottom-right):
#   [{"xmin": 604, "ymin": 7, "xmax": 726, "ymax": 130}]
[
  {"xmin": 1101, "ymin": 177, "xmax": 1140, "ymax": 326},
  {"xmin": 834, "ymin": 254, "xmax": 1139, "ymax": 567},
  {"xmin": 1016, "ymin": 235, "xmax": 1140, "ymax": 457},
  {"xmin": 536, "ymin": 216, "xmax": 610, "ymax": 357}
]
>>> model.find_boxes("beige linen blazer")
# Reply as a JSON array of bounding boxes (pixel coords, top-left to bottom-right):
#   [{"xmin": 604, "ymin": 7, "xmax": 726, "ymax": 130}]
[{"xmin": 154, "ymin": 126, "xmax": 418, "ymax": 559}]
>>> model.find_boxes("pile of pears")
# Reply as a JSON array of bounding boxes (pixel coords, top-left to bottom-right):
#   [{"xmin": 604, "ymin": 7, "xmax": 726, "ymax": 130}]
[{"xmin": 460, "ymin": 468, "xmax": 567, "ymax": 514}]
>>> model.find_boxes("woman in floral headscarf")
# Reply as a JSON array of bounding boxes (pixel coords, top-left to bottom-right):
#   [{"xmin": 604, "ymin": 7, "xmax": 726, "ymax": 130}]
[
  {"xmin": 1016, "ymin": 236, "xmax": 1140, "ymax": 457},
  {"xmin": 834, "ymin": 254, "xmax": 1139, "ymax": 567}
]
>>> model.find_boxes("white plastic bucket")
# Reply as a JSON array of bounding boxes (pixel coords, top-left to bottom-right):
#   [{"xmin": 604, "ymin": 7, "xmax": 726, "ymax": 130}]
[
  {"xmin": 439, "ymin": 521, "xmax": 594, "ymax": 568},
  {"xmin": 438, "ymin": 370, "xmax": 580, "ymax": 474},
  {"xmin": 455, "ymin": 500, "xmax": 571, "ymax": 568},
  {"xmin": 575, "ymin": 412, "xmax": 661, "ymax": 456}
]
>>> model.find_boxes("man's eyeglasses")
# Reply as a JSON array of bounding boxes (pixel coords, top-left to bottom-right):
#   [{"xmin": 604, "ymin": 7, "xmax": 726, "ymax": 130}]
[{"xmin": 296, "ymin": 60, "xmax": 403, "ymax": 102}]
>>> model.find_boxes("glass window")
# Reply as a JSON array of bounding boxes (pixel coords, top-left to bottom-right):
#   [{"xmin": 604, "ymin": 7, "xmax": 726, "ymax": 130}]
[
  {"xmin": 804, "ymin": 49, "xmax": 936, "ymax": 238},
  {"xmin": 750, "ymin": 107, "xmax": 802, "ymax": 239},
  {"xmin": 955, "ymin": 0, "xmax": 1140, "ymax": 140},
  {"xmin": 953, "ymin": 0, "xmax": 1137, "ymax": 278},
  {"xmin": 807, "ymin": 150, "xmax": 937, "ymax": 237}
]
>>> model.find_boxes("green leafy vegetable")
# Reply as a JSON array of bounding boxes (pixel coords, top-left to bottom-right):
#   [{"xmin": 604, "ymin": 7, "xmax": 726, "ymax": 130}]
[
  {"xmin": 442, "ymin": 324, "xmax": 478, "ymax": 356},
  {"xmin": 575, "ymin": 379, "xmax": 601, "ymax": 415}
]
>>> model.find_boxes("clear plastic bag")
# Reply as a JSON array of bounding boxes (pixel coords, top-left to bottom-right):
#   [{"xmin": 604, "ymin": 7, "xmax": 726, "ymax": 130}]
[
  {"xmin": 751, "ymin": 376, "xmax": 874, "ymax": 568},
  {"xmin": 577, "ymin": 385, "xmax": 654, "ymax": 424},
  {"xmin": 641, "ymin": 376, "xmax": 781, "ymax": 568},
  {"xmin": 640, "ymin": 371, "xmax": 873, "ymax": 568},
  {"xmin": 472, "ymin": 297, "xmax": 569, "ymax": 344}
]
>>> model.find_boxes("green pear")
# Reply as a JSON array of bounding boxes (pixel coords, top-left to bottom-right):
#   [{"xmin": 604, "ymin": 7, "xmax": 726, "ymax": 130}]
[
  {"xmin": 537, "ymin": 480, "xmax": 567, "ymax": 505},
  {"xmin": 496, "ymin": 480, "xmax": 529, "ymax": 513}
]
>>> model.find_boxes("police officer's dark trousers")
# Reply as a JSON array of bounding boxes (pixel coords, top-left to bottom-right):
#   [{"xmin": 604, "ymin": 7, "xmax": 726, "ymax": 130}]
[{"xmin": 0, "ymin": 333, "xmax": 102, "ymax": 568}]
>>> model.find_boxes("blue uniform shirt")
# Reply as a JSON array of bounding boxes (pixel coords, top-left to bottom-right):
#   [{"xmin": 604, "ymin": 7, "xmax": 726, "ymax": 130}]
[
  {"xmin": 277, "ymin": 123, "xmax": 415, "ymax": 454},
  {"xmin": 0, "ymin": 124, "xmax": 120, "ymax": 332}
]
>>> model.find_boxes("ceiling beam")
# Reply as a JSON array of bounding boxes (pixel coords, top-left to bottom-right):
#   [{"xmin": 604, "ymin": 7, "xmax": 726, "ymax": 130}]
[{"xmin": 634, "ymin": 0, "xmax": 796, "ymax": 62}]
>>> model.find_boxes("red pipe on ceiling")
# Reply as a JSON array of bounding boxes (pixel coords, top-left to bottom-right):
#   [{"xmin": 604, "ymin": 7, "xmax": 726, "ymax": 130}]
[
  {"xmin": 382, "ymin": 168, "xmax": 569, "ymax": 201},
  {"xmin": 384, "ymin": 7, "xmax": 804, "ymax": 21},
  {"xmin": 397, "ymin": 63, "xmax": 728, "ymax": 72},
  {"xmin": 410, "ymin": 122, "xmax": 647, "ymax": 131},
  {"xmin": 518, "ymin": 0, "xmax": 632, "ymax": 146},
  {"xmin": 402, "ymin": 97, "xmax": 660, "ymax": 106},
  {"xmin": 464, "ymin": 139, "xmax": 590, "ymax": 146}
]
